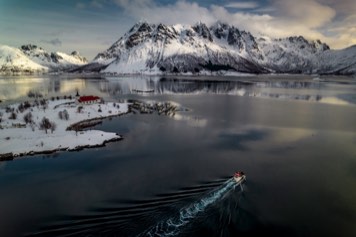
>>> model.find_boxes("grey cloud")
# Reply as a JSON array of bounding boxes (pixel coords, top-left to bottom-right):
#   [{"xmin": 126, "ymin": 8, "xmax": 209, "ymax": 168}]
[
  {"xmin": 225, "ymin": 2, "xmax": 259, "ymax": 9},
  {"xmin": 41, "ymin": 38, "xmax": 62, "ymax": 46}
]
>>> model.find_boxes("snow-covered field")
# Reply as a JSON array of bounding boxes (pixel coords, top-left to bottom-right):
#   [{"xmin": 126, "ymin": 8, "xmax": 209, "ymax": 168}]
[{"xmin": 0, "ymin": 99, "xmax": 129, "ymax": 159}]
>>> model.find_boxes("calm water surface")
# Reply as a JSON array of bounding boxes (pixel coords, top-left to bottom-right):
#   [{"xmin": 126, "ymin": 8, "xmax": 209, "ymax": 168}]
[{"xmin": 0, "ymin": 75, "xmax": 355, "ymax": 237}]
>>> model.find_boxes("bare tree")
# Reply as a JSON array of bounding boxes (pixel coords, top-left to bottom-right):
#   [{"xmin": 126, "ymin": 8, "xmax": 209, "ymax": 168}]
[
  {"xmin": 39, "ymin": 117, "xmax": 51, "ymax": 134},
  {"xmin": 58, "ymin": 111, "xmax": 63, "ymax": 120},
  {"xmin": 77, "ymin": 106, "xmax": 83, "ymax": 113},
  {"xmin": 34, "ymin": 100, "xmax": 39, "ymax": 107},
  {"xmin": 73, "ymin": 125, "xmax": 80, "ymax": 136},
  {"xmin": 9, "ymin": 112, "xmax": 17, "ymax": 120},
  {"xmin": 50, "ymin": 122, "xmax": 56, "ymax": 133},
  {"xmin": 5, "ymin": 106, "xmax": 12, "ymax": 113},
  {"xmin": 63, "ymin": 109, "xmax": 69, "ymax": 120},
  {"xmin": 18, "ymin": 103, "xmax": 25, "ymax": 113},
  {"xmin": 23, "ymin": 112, "xmax": 33, "ymax": 124},
  {"xmin": 24, "ymin": 101, "xmax": 31, "ymax": 109},
  {"xmin": 40, "ymin": 99, "xmax": 48, "ymax": 111},
  {"xmin": 40, "ymin": 99, "xmax": 47, "ymax": 106}
]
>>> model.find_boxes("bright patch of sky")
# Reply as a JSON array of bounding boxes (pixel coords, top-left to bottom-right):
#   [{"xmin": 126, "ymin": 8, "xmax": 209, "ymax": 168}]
[{"xmin": 0, "ymin": 0, "xmax": 355, "ymax": 60}]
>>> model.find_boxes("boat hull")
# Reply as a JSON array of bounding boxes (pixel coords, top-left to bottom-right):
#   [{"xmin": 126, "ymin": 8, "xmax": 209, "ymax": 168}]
[{"xmin": 233, "ymin": 175, "xmax": 246, "ymax": 184}]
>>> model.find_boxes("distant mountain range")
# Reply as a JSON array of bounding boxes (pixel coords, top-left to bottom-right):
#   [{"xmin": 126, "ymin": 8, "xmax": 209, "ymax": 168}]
[
  {"xmin": 1, "ymin": 22, "xmax": 356, "ymax": 75},
  {"xmin": 0, "ymin": 44, "xmax": 87, "ymax": 74}
]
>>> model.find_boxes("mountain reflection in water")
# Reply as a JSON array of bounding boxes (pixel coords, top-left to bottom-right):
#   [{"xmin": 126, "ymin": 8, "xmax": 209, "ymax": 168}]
[{"xmin": 1, "ymin": 76, "xmax": 355, "ymax": 106}]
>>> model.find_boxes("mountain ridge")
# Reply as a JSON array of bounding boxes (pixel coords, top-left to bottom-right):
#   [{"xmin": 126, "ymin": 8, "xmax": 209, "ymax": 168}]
[
  {"xmin": 81, "ymin": 21, "xmax": 355, "ymax": 75},
  {"xmin": 0, "ymin": 44, "xmax": 88, "ymax": 74}
]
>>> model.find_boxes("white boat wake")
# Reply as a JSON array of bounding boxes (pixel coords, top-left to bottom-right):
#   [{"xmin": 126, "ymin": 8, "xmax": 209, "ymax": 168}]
[{"xmin": 138, "ymin": 178, "xmax": 240, "ymax": 237}]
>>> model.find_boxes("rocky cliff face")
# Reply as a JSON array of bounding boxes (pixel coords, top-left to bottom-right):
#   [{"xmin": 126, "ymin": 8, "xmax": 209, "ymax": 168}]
[{"xmin": 83, "ymin": 21, "xmax": 355, "ymax": 75}]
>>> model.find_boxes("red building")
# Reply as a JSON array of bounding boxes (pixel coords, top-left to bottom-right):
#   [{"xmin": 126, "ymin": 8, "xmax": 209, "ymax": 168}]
[{"xmin": 77, "ymin": 96, "xmax": 101, "ymax": 104}]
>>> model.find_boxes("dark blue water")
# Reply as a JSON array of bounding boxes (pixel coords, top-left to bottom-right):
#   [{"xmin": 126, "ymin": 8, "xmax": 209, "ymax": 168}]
[{"xmin": 0, "ymin": 75, "xmax": 356, "ymax": 237}]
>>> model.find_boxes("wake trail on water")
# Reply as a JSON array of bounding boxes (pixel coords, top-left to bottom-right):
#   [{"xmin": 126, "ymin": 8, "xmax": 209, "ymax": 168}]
[
  {"xmin": 26, "ymin": 179, "xmax": 229, "ymax": 237},
  {"xmin": 138, "ymin": 178, "xmax": 237, "ymax": 237}
]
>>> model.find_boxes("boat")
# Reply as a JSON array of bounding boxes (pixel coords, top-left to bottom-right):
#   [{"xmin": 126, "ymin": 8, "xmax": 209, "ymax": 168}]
[{"xmin": 233, "ymin": 171, "xmax": 246, "ymax": 183}]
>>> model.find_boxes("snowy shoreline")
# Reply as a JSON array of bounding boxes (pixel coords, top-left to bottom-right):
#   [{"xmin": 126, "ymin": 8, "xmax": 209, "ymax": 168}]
[{"xmin": 0, "ymin": 98, "xmax": 130, "ymax": 161}]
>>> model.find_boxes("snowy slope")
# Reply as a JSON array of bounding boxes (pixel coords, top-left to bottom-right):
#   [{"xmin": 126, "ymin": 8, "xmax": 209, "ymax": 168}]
[
  {"xmin": 256, "ymin": 36, "xmax": 330, "ymax": 73},
  {"xmin": 84, "ymin": 22, "xmax": 355, "ymax": 75},
  {"xmin": 20, "ymin": 44, "xmax": 88, "ymax": 71},
  {"xmin": 0, "ymin": 45, "xmax": 47, "ymax": 73},
  {"xmin": 0, "ymin": 44, "xmax": 88, "ymax": 74},
  {"xmin": 316, "ymin": 45, "xmax": 356, "ymax": 75}
]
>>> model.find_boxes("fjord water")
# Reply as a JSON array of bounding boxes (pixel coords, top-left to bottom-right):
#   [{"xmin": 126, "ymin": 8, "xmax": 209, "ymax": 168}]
[{"xmin": 0, "ymin": 75, "xmax": 355, "ymax": 237}]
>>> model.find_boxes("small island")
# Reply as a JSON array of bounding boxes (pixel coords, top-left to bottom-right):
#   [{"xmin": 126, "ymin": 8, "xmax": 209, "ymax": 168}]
[{"xmin": 0, "ymin": 95, "xmax": 129, "ymax": 161}]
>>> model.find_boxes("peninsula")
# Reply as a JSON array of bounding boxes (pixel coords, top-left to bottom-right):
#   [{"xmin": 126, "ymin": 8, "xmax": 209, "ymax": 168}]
[{"xmin": 0, "ymin": 96, "xmax": 129, "ymax": 160}]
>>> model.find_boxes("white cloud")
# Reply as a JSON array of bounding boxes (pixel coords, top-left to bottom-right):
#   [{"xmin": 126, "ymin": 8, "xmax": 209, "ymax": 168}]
[
  {"xmin": 225, "ymin": 2, "xmax": 259, "ymax": 9},
  {"xmin": 114, "ymin": 0, "xmax": 214, "ymax": 25},
  {"xmin": 271, "ymin": 0, "xmax": 336, "ymax": 28}
]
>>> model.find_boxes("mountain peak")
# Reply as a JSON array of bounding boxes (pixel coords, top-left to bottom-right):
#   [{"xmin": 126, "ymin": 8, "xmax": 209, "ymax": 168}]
[
  {"xmin": 128, "ymin": 21, "xmax": 152, "ymax": 34},
  {"xmin": 20, "ymin": 44, "xmax": 42, "ymax": 51},
  {"xmin": 192, "ymin": 22, "xmax": 213, "ymax": 42},
  {"xmin": 71, "ymin": 51, "xmax": 79, "ymax": 56}
]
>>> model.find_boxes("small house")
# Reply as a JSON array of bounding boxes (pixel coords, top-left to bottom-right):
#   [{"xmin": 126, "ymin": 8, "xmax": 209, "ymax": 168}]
[{"xmin": 78, "ymin": 96, "xmax": 101, "ymax": 104}]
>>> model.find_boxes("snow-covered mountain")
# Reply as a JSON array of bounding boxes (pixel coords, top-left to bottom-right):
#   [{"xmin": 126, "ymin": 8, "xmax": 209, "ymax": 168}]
[
  {"xmin": 80, "ymin": 22, "xmax": 355, "ymax": 75},
  {"xmin": 0, "ymin": 44, "xmax": 88, "ymax": 74},
  {"xmin": 0, "ymin": 45, "xmax": 47, "ymax": 73},
  {"xmin": 20, "ymin": 44, "xmax": 88, "ymax": 71}
]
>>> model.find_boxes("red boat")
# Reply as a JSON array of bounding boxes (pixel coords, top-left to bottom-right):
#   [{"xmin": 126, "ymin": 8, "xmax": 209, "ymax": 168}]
[{"xmin": 233, "ymin": 171, "xmax": 246, "ymax": 183}]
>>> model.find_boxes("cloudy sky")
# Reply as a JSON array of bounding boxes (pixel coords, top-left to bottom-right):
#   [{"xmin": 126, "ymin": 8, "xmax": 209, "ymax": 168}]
[{"xmin": 0, "ymin": 0, "xmax": 355, "ymax": 60}]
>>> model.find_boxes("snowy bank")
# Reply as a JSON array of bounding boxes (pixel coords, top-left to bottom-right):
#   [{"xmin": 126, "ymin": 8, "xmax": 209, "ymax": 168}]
[{"xmin": 0, "ymin": 98, "xmax": 129, "ymax": 160}]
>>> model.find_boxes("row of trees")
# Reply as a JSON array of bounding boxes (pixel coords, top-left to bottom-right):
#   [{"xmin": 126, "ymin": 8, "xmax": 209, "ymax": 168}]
[
  {"xmin": 4, "ymin": 99, "xmax": 48, "ymax": 119},
  {"xmin": 0, "ymin": 108, "xmax": 56, "ymax": 133},
  {"xmin": 51, "ymin": 95, "xmax": 73, "ymax": 101},
  {"xmin": 23, "ymin": 112, "xmax": 56, "ymax": 134}
]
